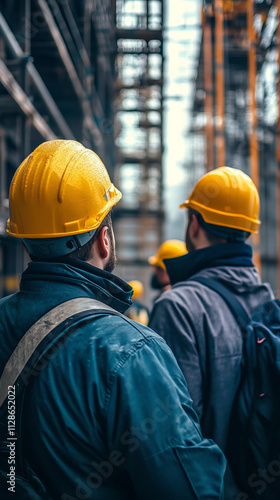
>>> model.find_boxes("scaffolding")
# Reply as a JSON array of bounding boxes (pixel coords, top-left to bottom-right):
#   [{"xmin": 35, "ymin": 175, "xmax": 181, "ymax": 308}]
[
  {"xmin": 113, "ymin": 0, "xmax": 164, "ymax": 295},
  {"xmin": 190, "ymin": 0, "xmax": 280, "ymax": 294},
  {"xmin": 0, "ymin": 0, "xmax": 116, "ymax": 296},
  {"xmin": 0, "ymin": 0, "xmax": 164, "ymax": 301}
]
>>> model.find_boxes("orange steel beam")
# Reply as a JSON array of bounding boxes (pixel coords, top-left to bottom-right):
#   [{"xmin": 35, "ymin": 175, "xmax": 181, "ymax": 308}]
[
  {"xmin": 248, "ymin": 0, "xmax": 259, "ymax": 190},
  {"xmin": 214, "ymin": 0, "xmax": 225, "ymax": 168},
  {"xmin": 203, "ymin": 11, "xmax": 214, "ymax": 172},
  {"xmin": 248, "ymin": 0, "xmax": 261, "ymax": 274},
  {"xmin": 277, "ymin": 0, "xmax": 280, "ymax": 295}
]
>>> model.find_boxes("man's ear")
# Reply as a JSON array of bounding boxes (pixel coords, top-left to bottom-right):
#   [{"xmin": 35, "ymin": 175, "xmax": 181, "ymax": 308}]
[{"xmin": 96, "ymin": 226, "xmax": 110, "ymax": 259}]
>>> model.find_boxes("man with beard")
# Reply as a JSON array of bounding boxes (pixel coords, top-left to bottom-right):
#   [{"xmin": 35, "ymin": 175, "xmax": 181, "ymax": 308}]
[
  {"xmin": 149, "ymin": 166, "xmax": 274, "ymax": 455},
  {"xmin": 0, "ymin": 140, "xmax": 226, "ymax": 500}
]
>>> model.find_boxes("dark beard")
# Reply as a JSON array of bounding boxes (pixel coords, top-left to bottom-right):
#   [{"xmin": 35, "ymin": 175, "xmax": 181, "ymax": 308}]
[
  {"xmin": 185, "ymin": 221, "xmax": 195, "ymax": 252},
  {"xmin": 104, "ymin": 250, "xmax": 116, "ymax": 273},
  {"xmin": 150, "ymin": 274, "xmax": 168, "ymax": 290},
  {"xmin": 104, "ymin": 228, "xmax": 117, "ymax": 273}
]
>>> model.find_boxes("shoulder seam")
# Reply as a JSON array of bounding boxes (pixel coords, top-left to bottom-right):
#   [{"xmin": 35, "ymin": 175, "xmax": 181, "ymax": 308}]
[{"xmin": 103, "ymin": 335, "xmax": 166, "ymax": 415}]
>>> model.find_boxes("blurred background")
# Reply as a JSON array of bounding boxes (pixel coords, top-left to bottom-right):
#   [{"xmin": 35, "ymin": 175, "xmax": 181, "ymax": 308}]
[{"xmin": 0, "ymin": 0, "xmax": 279, "ymax": 304}]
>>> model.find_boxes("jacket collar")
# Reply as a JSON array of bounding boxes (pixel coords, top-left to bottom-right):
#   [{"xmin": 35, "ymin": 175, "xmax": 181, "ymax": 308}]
[
  {"xmin": 20, "ymin": 258, "xmax": 133, "ymax": 314},
  {"xmin": 164, "ymin": 242, "xmax": 254, "ymax": 285}
]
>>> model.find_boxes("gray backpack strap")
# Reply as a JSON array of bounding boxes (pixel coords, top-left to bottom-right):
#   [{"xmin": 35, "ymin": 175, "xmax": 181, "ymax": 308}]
[
  {"xmin": 0, "ymin": 298, "xmax": 116, "ymax": 408},
  {"xmin": 192, "ymin": 276, "xmax": 250, "ymax": 336}
]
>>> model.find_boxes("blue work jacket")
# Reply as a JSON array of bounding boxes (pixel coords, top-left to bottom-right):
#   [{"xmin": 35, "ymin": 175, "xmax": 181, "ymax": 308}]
[{"xmin": 0, "ymin": 258, "xmax": 226, "ymax": 499}]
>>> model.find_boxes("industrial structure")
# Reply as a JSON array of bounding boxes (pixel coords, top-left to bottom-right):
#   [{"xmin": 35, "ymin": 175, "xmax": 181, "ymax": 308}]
[
  {"xmin": 113, "ymin": 0, "xmax": 164, "ymax": 280},
  {"xmin": 0, "ymin": 0, "xmax": 117, "ymax": 295},
  {"xmin": 0, "ymin": 0, "xmax": 164, "ymax": 297},
  {"xmin": 190, "ymin": 0, "xmax": 280, "ymax": 294}
]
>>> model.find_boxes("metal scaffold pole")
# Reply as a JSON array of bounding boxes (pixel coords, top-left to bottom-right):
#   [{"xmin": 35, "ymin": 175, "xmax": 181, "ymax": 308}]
[
  {"xmin": 203, "ymin": 8, "xmax": 214, "ymax": 172},
  {"xmin": 248, "ymin": 0, "xmax": 261, "ymax": 274},
  {"xmin": 277, "ymin": 0, "xmax": 280, "ymax": 295},
  {"xmin": 214, "ymin": 0, "xmax": 225, "ymax": 168}
]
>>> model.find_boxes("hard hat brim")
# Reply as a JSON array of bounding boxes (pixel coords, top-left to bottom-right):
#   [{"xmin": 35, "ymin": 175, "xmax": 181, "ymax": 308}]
[
  {"xmin": 180, "ymin": 199, "xmax": 260, "ymax": 233},
  {"xmin": 148, "ymin": 255, "xmax": 165, "ymax": 270},
  {"xmin": 179, "ymin": 200, "xmax": 188, "ymax": 209}
]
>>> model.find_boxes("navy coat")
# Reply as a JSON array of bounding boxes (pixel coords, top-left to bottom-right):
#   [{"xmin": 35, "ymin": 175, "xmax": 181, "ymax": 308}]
[{"xmin": 0, "ymin": 258, "xmax": 226, "ymax": 500}]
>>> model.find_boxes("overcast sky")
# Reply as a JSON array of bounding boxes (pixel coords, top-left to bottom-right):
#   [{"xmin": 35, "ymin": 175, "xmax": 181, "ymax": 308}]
[{"xmin": 163, "ymin": 0, "xmax": 202, "ymax": 240}]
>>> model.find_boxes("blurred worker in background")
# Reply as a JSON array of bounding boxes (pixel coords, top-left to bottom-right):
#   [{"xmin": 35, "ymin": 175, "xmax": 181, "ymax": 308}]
[
  {"xmin": 0, "ymin": 140, "xmax": 226, "ymax": 500},
  {"xmin": 126, "ymin": 279, "xmax": 149, "ymax": 325},
  {"xmin": 148, "ymin": 239, "xmax": 188, "ymax": 296},
  {"xmin": 149, "ymin": 167, "xmax": 274, "ymax": 456}
]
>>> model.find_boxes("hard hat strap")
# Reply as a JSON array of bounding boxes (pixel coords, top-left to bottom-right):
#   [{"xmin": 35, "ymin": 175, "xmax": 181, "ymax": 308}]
[{"xmin": 23, "ymin": 230, "xmax": 96, "ymax": 259}]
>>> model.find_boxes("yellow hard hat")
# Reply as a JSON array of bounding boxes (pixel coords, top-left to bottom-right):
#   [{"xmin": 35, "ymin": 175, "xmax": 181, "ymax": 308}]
[
  {"xmin": 7, "ymin": 140, "xmax": 122, "ymax": 240},
  {"xmin": 128, "ymin": 280, "xmax": 144, "ymax": 301},
  {"xmin": 180, "ymin": 166, "xmax": 260, "ymax": 233},
  {"xmin": 148, "ymin": 240, "xmax": 188, "ymax": 270}
]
